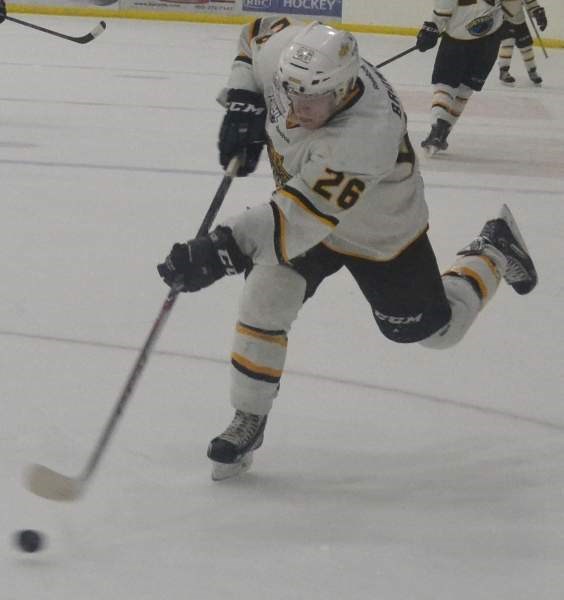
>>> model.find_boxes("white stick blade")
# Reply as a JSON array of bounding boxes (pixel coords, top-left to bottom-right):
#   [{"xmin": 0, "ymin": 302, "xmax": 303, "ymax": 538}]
[
  {"xmin": 91, "ymin": 21, "xmax": 106, "ymax": 39},
  {"xmin": 25, "ymin": 464, "xmax": 83, "ymax": 502}
]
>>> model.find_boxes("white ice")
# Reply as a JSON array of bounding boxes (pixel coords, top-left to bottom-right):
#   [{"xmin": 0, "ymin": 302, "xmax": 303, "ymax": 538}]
[{"xmin": 2, "ymin": 15, "xmax": 564, "ymax": 600}]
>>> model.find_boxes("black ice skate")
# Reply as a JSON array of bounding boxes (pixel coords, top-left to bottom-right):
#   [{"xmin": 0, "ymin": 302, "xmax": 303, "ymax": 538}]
[
  {"xmin": 459, "ymin": 204, "xmax": 538, "ymax": 295},
  {"xmin": 528, "ymin": 68, "xmax": 542, "ymax": 86},
  {"xmin": 499, "ymin": 66, "xmax": 516, "ymax": 86},
  {"xmin": 420, "ymin": 118, "xmax": 451, "ymax": 156},
  {"xmin": 207, "ymin": 410, "xmax": 267, "ymax": 480}
]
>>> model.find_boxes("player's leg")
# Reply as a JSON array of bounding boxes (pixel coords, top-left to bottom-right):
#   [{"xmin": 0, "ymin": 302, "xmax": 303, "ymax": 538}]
[
  {"xmin": 499, "ymin": 38, "xmax": 517, "ymax": 85},
  {"xmin": 498, "ymin": 21, "xmax": 517, "ymax": 85},
  {"xmin": 421, "ymin": 35, "xmax": 469, "ymax": 155},
  {"xmin": 209, "ymin": 246, "xmax": 344, "ymax": 479},
  {"xmin": 347, "ymin": 209, "xmax": 536, "ymax": 351},
  {"xmin": 513, "ymin": 22, "xmax": 542, "ymax": 85},
  {"xmin": 208, "ymin": 264, "xmax": 305, "ymax": 478},
  {"xmin": 422, "ymin": 204, "xmax": 537, "ymax": 349},
  {"xmin": 463, "ymin": 27, "xmax": 505, "ymax": 95},
  {"xmin": 347, "ymin": 232, "xmax": 452, "ymax": 344}
]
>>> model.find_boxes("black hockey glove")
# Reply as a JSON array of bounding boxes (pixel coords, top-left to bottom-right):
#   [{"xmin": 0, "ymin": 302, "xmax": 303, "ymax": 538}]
[
  {"xmin": 157, "ymin": 226, "xmax": 250, "ymax": 293},
  {"xmin": 416, "ymin": 21, "xmax": 440, "ymax": 52},
  {"xmin": 0, "ymin": 0, "xmax": 6, "ymax": 23},
  {"xmin": 531, "ymin": 6, "xmax": 547, "ymax": 31},
  {"xmin": 218, "ymin": 89, "xmax": 267, "ymax": 177}
]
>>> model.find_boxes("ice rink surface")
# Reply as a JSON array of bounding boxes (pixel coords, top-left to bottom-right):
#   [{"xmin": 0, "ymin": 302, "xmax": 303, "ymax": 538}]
[{"xmin": 1, "ymin": 15, "xmax": 563, "ymax": 600}]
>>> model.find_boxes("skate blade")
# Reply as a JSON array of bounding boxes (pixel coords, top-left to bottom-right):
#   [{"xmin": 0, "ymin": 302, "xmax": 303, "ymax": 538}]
[
  {"xmin": 211, "ymin": 452, "xmax": 254, "ymax": 481},
  {"xmin": 499, "ymin": 203, "xmax": 538, "ymax": 294},
  {"xmin": 423, "ymin": 145, "xmax": 440, "ymax": 157},
  {"xmin": 499, "ymin": 204, "xmax": 531, "ymax": 254}
]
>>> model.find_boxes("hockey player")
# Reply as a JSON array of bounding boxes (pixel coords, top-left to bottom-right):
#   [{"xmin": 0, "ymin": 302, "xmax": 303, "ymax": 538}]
[
  {"xmin": 158, "ymin": 18, "xmax": 538, "ymax": 480},
  {"xmin": 416, "ymin": 0, "xmax": 506, "ymax": 155},
  {"xmin": 498, "ymin": 0, "xmax": 547, "ymax": 87}
]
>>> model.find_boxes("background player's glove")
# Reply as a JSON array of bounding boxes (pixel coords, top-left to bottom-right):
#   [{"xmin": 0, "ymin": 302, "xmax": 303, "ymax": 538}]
[
  {"xmin": 218, "ymin": 89, "xmax": 267, "ymax": 177},
  {"xmin": 530, "ymin": 6, "xmax": 547, "ymax": 31},
  {"xmin": 0, "ymin": 0, "xmax": 6, "ymax": 23},
  {"xmin": 416, "ymin": 21, "xmax": 440, "ymax": 52},
  {"xmin": 157, "ymin": 227, "xmax": 250, "ymax": 292}
]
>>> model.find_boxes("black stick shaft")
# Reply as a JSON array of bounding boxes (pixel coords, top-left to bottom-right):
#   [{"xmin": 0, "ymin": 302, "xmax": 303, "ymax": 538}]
[
  {"xmin": 5, "ymin": 15, "xmax": 106, "ymax": 44},
  {"xmin": 78, "ymin": 157, "xmax": 240, "ymax": 483},
  {"xmin": 375, "ymin": 45, "xmax": 418, "ymax": 69},
  {"xmin": 526, "ymin": 11, "xmax": 549, "ymax": 58}
]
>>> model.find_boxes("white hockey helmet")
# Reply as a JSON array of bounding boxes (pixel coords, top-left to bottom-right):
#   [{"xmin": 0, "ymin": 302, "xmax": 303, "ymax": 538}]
[{"xmin": 276, "ymin": 22, "xmax": 360, "ymax": 107}]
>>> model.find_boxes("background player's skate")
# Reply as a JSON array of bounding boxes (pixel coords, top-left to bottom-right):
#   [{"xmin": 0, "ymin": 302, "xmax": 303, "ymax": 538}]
[{"xmin": 421, "ymin": 119, "xmax": 451, "ymax": 156}]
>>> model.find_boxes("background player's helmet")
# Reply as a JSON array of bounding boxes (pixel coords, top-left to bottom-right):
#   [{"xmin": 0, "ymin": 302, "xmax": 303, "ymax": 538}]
[{"xmin": 275, "ymin": 22, "xmax": 361, "ymax": 114}]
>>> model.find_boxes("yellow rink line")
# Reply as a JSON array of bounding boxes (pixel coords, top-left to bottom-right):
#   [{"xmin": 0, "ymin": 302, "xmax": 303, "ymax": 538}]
[{"xmin": 8, "ymin": 4, "xmax": 564, "ymax": 48}]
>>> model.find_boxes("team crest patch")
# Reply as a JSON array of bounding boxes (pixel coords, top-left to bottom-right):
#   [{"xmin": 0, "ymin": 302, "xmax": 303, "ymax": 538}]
[
  {"xmin": 466, "ymin": 15, "xmax": 494, "ymax": 37},
  {"xmin": 339, "ymin": 42, "xmax": 351, "ymax": 58}
]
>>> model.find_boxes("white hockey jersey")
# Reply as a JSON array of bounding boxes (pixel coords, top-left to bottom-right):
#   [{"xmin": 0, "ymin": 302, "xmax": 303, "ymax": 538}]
[
  {"xmin": 220, "ymin": 17, "xmax": 428, "ymax": 266},
  {"xmin": 432, "ymin": 0, "xmax": 504, "ymax": 40}
]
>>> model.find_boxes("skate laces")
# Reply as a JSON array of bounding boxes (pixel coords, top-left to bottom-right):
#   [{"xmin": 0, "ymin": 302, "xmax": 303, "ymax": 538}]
[
  {"xmin": 503, "ymin": 255, "xmax": 530, "ymax": 283},
  {"xmin": 481, "ymin": 220, "xmax": 531, "ymax": 283},
  {"xmin": 220, "ymin": 410, "xmax": 263, "ymax": 446}
]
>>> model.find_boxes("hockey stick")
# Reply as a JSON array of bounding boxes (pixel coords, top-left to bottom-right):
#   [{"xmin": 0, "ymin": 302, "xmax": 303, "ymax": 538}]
[
  {"xmin": 375, "ymin": 45, "xmax": 418, "ymax": 69},
  {"xmin": 25, "ymin": 156, "xmax": 241, "ymax": 502},
  {"xmin": 5, "ymin": 15, "xmax": 106, "ymax": 44},
  {"xmin": 526, "ymin": 11, "xmax": 548, "ymax": 59}
]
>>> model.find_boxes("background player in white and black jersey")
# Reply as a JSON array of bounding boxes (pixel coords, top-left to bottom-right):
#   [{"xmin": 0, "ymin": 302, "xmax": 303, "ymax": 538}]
[
  {"xmin": 158, "ymin": 18, "xmax": 538, "ymax": 480},
  {"xmin": 498, "ymin": 0, "xmax": 547, "ymax": 86},
  {"xmin": 416, "ymin": 0, "xmax": 505, "ymax": 155}
]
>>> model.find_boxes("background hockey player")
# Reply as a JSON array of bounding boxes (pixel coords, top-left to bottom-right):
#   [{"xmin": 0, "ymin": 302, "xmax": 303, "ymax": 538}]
[
  {"xmin": 416, "ymin": 0, "xmax": 506, "ymax": 155},
  {"xmin": 498, "ymin": 0, "xmax": 547, "ymax": 86},
  {"xmin": 158, "ymin": 18, "xmax": 538, "ymax": 480}
]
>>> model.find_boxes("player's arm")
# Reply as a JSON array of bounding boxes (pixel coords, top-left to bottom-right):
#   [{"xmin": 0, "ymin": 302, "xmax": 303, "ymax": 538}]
[
  {"xmin": 416, "ymin": 0, "xmax": 455, "ymax": 51},
  {"xmin": 432, "ymin": 0, "xmax": 456, "ymax": 30},
  {"xmin": 218, "ymin": 16, "xmax": 295, "ymax": 100},
  {"xmin": 524, "ymin": 0, "xmax": 547, "ymax": 30},
  {"xmin": 217, "ymin": 18, "xmax": 295, "ymax": 177}
]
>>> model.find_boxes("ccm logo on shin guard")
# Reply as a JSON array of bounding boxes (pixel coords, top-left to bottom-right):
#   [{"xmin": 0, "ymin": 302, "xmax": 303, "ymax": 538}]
[{"xmin": 373, "ymin": 309, "xmax": 423, "ymax": 325}]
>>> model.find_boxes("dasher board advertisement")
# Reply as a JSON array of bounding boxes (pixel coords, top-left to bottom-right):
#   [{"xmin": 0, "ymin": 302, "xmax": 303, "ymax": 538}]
[
  {"xmin": 121, "ymin": 0, "xmax": 238, "ymax": 14},
  {"xmin": 242, "ymin": 0, "xmax": 342, "ymax": 21}
]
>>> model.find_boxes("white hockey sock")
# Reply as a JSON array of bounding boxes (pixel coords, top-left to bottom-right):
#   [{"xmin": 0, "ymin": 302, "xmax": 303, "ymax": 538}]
[
  {"xmin": 519, "ymin": 44, "xmax": 537, "ymax": 71},
  {"xmin": 451, "ymin": 84, "xmax": 473, "ymax": 123},
  {"xmin": 430, "ymin": 83, "xmax": 457, "ymax": 126},
  {"xmin": 230, "ymin": 264, "xmax": 306, "ymax": 415},
  {"xmin": 499, "ymin": 37, "xmax": 515, "ymax": 69},
  {"xmin": 430, "ymin": 83, "xmax": 472, "ymax": 130},
  {"xmin": 420, "ymin": 248, "xmax": 505, "ymax": 349}
]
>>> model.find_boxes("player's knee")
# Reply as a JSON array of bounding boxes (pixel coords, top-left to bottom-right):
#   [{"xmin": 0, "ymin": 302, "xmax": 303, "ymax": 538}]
[
  {"xmin": 372, "ymin": 304, "xmax": 451, "ymax": 344},
  {"xmin": 419, "ymin": 275, "xmax": 481, "ymax": 350},
  {"xmin": 239, "ymin": 264, "xmax": 306, "ymax": 332},
  {"xmin": 515, "ymin": 33, "xmax": 533, "ymax": 48}
]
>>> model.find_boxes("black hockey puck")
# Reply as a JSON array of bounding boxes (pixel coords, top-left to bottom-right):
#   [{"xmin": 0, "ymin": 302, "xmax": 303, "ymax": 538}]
[{"xmin": 14, "ymin": 529, "xmax": 44, "ymax": 553}]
